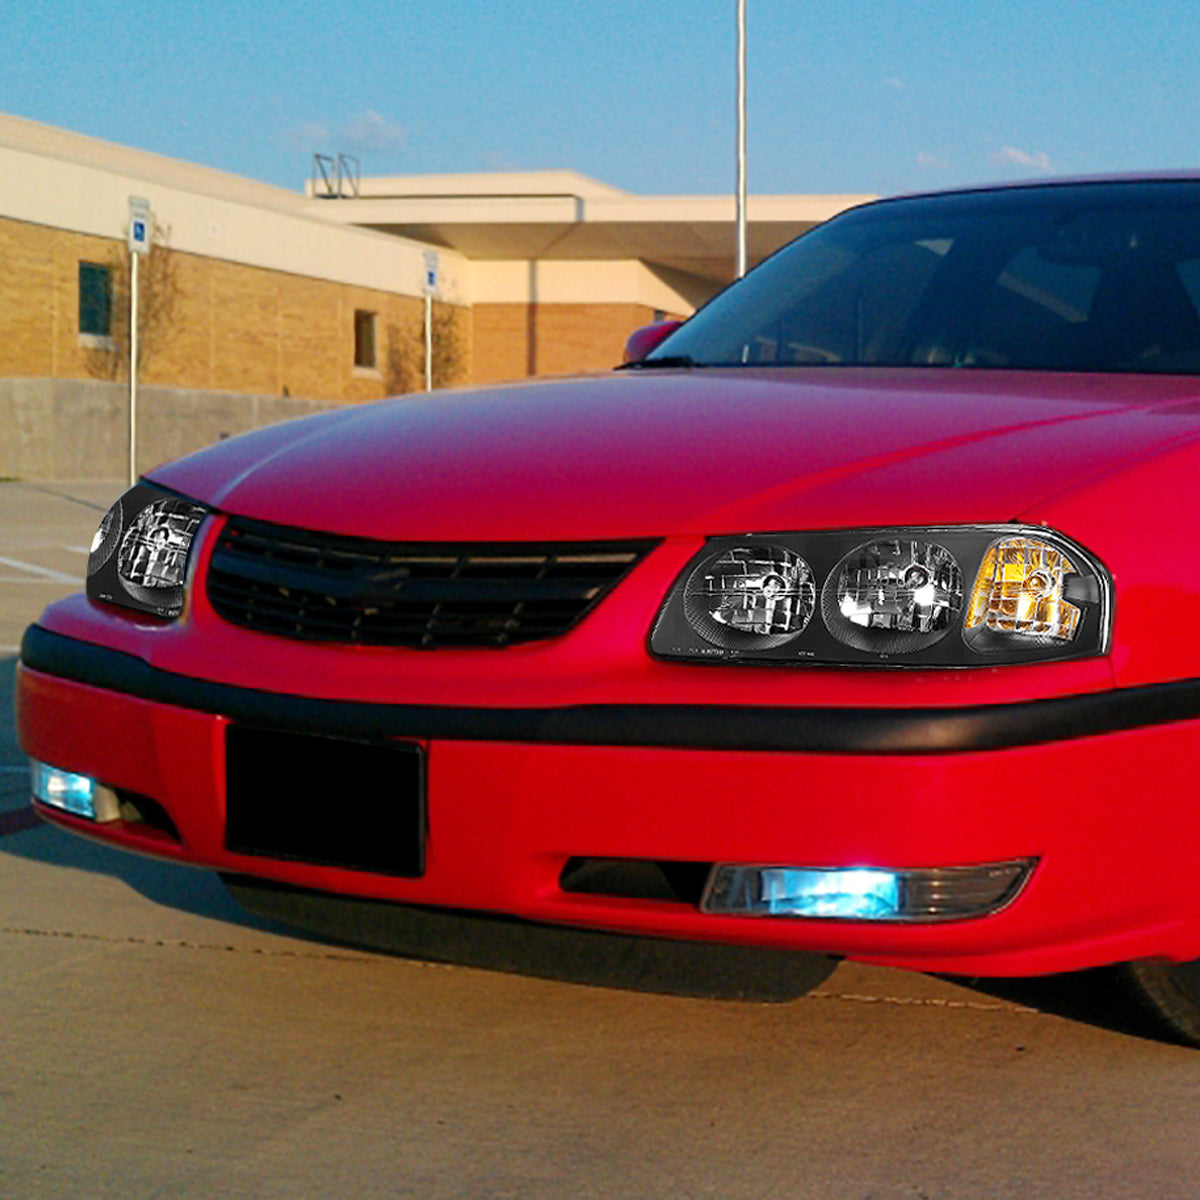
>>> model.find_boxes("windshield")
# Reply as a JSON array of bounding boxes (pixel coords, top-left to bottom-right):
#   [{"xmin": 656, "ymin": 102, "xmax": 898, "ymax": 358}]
[{"xmin": 648, "ymin": 181, "xmax": 1200, "ymax": 375}]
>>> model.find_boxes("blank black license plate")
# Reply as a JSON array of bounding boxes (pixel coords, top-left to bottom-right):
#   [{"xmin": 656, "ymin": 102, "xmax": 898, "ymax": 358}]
[{"xmin": 224, "ymin": 726, "xmax": 425, "ymax": 876}]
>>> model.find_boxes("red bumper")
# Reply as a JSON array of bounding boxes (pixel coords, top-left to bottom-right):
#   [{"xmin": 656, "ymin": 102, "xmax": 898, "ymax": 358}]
[{"xmin": 17, "ymin": 640, "xmax": 1200, "ymax": 977}]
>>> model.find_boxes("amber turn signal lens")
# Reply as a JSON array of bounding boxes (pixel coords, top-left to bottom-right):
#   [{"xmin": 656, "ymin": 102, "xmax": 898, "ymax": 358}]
[{"xmin": 964, "ymin": 536, "xmax": 1079, "ymax": 649}]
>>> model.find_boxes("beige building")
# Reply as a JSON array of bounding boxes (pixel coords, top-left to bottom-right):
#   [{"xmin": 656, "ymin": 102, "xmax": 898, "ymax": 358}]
[
  {"xmin": 0, "ymin": 111, "xmax": 872, "ymax": 477},
  {"xmin": 306, "ymin": 169, "xmax": 869, "ymax": 382}
]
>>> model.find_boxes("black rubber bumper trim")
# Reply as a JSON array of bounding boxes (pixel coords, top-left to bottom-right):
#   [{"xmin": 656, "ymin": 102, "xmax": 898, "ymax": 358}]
[{"xmin": 19, "ymin": 623, "xmax": 1200, "ymax": 756}]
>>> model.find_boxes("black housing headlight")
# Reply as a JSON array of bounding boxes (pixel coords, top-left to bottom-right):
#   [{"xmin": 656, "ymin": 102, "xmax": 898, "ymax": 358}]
[
  {"xmin": 650, "ymin": 526, "xmax": 1111, "ymax": 667},
  {"xmin": 86, "ymin": 483, "xmax": 208, "ymax": 619}
]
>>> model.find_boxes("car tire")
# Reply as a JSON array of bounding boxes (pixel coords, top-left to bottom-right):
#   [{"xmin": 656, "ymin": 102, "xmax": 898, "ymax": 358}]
[{"xmin": 1121, "ymin": 959, "xmax": 1200, "ymax": 1046}]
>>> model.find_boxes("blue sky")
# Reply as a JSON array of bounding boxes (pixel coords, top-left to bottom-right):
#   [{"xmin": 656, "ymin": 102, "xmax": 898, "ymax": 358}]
[{"xmin": 3, "ymin": 0, "xmax": 1197, "ymax": 198}]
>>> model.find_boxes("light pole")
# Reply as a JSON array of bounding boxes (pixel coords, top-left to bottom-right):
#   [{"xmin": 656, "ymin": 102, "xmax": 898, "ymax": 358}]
[
  {"xmin": 423, "ymin": 250, "xmax": 439, "ymax": 391},
  {"xmin": 127, "ymin": 197, "xmax": 152, "ymax": 486},
  {"xmin": 736, "ymin": 0, "xmax": 747, "ymax": 279}
]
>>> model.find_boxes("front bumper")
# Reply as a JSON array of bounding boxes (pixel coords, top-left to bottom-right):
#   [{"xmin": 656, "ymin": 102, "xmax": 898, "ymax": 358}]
[{"xmin": 18, "ymin": 623, "xmax": 1200, "ymax": 977}]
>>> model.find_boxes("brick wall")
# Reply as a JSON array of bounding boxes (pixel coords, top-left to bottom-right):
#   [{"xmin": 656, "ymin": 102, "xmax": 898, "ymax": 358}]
[
  {"xmin": 0, "ymin": 219, "xmax": 119, "ymax": 379},
  {"xmin": 2, "ymin": 214, "xmax": 682, "ymax": 402},
  {"xmin": 0, "ymin": 215, "xmax": 466, "ymax": 402},
  {"xmin": 471, "ymin": 302, "xmax": 676, "ymax": 383}
]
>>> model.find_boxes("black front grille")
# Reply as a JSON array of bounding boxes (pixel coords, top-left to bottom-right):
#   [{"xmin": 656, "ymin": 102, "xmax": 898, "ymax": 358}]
[{"xmin": 206, "ymin": 515, "xmax": 658, "ymax": 649}]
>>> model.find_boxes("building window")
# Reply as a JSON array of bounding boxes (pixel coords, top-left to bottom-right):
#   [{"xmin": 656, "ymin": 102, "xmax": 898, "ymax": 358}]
[
  {"xmin": 354, "ymin": 309, "xmax": 377, "ymax": 369},
  {"xmin": 79, "ymin": 262, "xmax": 112, "ymax": 337}
]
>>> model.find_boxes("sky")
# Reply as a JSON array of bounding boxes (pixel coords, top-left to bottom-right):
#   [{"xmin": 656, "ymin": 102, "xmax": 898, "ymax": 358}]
[{"xmin": 3, "ymin": 0, "xmax": 1198, "ymax": 200}]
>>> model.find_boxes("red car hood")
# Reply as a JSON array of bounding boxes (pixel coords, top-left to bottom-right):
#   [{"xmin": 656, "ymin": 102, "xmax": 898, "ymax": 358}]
[{"xmin": 150, "ymin": 368, "xmax": 1200, "ymax": 541}]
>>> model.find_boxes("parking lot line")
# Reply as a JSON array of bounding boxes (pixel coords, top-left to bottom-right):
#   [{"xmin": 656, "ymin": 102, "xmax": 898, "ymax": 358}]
[{"xmin": 0, "ymin": 556, "xmax": 82, "ymax": 585}]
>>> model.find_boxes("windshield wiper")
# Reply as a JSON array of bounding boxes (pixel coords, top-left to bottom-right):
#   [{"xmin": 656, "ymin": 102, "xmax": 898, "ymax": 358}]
[{"xmin": 622, "ymin": 355, "xmax": 699, "ymax": 370}]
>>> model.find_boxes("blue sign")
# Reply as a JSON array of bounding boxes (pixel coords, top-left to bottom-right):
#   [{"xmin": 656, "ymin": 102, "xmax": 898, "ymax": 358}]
[{"xmin": 128, "ymin": 196, "xmax": 152, "ymax": 255}]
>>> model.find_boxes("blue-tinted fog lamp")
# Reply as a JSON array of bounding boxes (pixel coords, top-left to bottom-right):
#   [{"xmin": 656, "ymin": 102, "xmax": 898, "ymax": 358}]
[
  {"xmin": 30, "ymin": 761, "xmax": 121, "ymax": 822},
  {"xmin": 702, "ymin": 860, "xmax": 1034, "ymax": 922}
]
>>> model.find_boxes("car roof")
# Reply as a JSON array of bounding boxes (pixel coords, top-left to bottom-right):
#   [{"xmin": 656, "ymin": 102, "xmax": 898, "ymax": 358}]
[{"xmin": 883, "ymin": 171, "xmax": 1200, "ymax": 206}]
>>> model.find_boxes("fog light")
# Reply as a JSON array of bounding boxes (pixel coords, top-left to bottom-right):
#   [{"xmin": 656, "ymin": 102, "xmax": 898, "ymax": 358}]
[
  {"xmin": 30, "ymin": 761, "xmax": 121, "ymax": 822},
  {"xmin": 702, "ymin": 860, "xmax": 1034, "ymax": 921}
]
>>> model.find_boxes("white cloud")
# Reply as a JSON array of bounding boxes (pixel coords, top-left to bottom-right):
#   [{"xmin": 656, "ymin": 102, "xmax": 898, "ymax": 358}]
[
  {"xmin": 289, "ymin": 121, "xmax": 332, "ymax": 151},
  {"xmin": 291, "ymin": 110, "xmax": 406, "ymax": 159},
  {"xmin": 341, "ymin": 110, "xmax": 406, "ymax": 154},
  {"xmin": 917, "ymin": 152, "xmax": 948, "ymax": 169},
  {"xmin": 881, "ymin": 76, "xmax": 907, "ymax": 91},
  {"xmin": 993, "ymin": 145, "xmax": 1054, "ymax": 172}
]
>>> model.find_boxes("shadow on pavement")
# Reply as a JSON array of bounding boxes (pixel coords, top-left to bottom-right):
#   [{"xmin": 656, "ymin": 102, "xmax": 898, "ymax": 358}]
[
  {"xmin": 948, "ymin": 969, "xmax": 1172, "ymax": 1045},
  {"xmin": 1, "ymin": 655, "xmax": 20, "ymax": 764},
  {"xmin": 4, "ymin": 816, "xmax": 262, "ymax": 929},
  {"xmin": 1, "ymin": 806, "xmax": 299, "ymax": 938}
]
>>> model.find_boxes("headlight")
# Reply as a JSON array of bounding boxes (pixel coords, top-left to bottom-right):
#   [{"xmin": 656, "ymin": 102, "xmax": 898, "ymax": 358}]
[
  {"xmin": 86, "ymin": 484, "xmax": 208, "ymax": 619},
  {"xmin": 650, "ymin": 526, "xmax": 1110, "ymax": 667},
  {"xmin": 682, "ymin": 545, "xmax": 816, "ymax": 649},
  {"xmin": 822, "ymin": 537, "xmax": 963, "ymax": 654}
]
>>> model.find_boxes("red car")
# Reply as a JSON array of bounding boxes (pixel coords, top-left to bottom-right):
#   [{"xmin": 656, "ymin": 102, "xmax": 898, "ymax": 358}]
[{"xmin": 19, "ymin": 176, "xmax": 1200, "ymax": 1042}]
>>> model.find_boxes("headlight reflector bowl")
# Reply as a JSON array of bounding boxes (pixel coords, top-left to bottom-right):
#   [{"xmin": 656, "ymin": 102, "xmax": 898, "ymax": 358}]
[
  {"xmin": 118, "ymin": 498, "xmax": 204, "ymax": 599},
  {"xmin": 683, "ymin": 545, "xmax": 815, "ymax": 649},
  {"xmin": 822, "ymin": 538, "xmax": 963, "ymax": 654}
]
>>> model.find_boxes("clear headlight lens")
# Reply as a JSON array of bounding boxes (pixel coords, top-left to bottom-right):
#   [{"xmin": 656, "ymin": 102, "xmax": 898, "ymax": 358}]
[
  {"xmin": 823, "ymin": 537, "xmax": 962, "ymax": 654},
  {"xmin": 87, "ymin": 497, "xmax": 123, "ymax": 575},
  {"xmin": 118, "ymin": 499, "xmax": 203, "ymax": 591},
  {"xmin": 651, "ymin": 525, "xmax": 1110, "ymax": 667},
  {"xmin": 683, "ymin": 545, "xmax": 815, "ymax": 649},
  {"xmin": 86, "ymin": 484, "xmax": 208, "ymax": 619}
]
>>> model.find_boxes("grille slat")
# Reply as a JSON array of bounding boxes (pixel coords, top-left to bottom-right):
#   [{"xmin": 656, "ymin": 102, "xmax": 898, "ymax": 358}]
[{"xmin": 207, "ymin": 516, "xmax": 657, "ymax": 649}]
